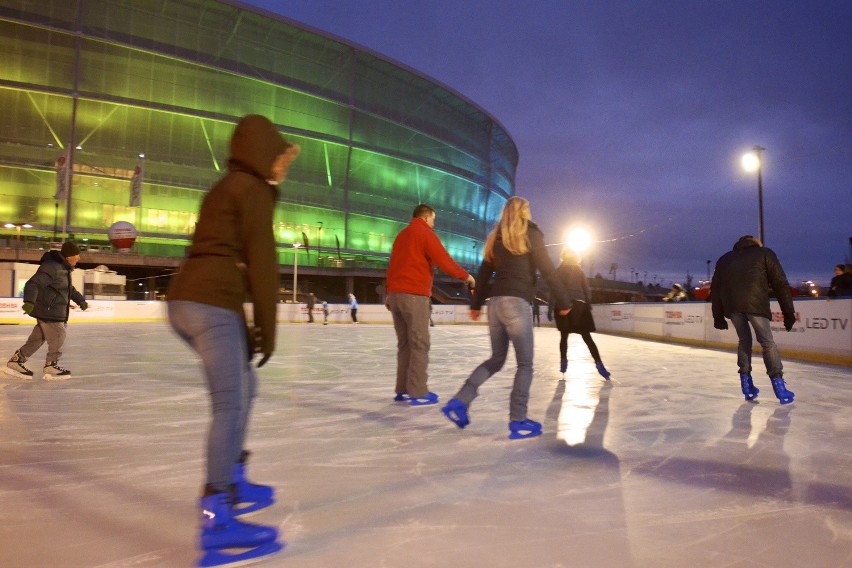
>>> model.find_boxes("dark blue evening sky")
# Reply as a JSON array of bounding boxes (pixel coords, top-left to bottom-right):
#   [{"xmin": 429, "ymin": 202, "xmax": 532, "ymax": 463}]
[{"xmin": 240, "ymin": 0, "xmax": 851, "ymax": 288}]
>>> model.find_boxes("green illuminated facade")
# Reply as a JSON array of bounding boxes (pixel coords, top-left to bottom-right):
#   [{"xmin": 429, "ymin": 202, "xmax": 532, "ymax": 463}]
[{"xmin": 0, "ymin": 0, "xmax": 516, "ymax": 283}]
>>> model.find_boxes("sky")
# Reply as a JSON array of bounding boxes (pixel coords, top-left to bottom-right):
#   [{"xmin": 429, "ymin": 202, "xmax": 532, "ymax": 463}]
[{"xmin": 240, "ymin": 0, "xmax": 851, "ymax": 288}]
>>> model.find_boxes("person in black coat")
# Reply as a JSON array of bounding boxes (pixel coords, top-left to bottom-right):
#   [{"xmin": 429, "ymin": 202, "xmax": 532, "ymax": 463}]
[
  {"xmin": 827, "ymin": 264, "xmax": 852, "ymax": 297},
  {"xmin": 551, "ymin": 250, "xmax": 610, "ymax": 379},
  {"xmin": 711, "ymin": 235, "xmax": 796, "ymax": 404},
  {"xmin": 4, "ymin": 241, "xmax": 87, "ymax": 380}
]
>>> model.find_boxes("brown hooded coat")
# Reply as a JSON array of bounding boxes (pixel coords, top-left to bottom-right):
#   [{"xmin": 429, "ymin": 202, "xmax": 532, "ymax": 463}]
[{"xmin": 168, "ymin": 115, "xmax": 290, "ymax": 355}]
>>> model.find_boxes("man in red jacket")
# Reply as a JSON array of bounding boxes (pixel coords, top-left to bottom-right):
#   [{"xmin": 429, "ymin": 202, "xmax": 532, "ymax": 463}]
[{"xmin": 386, "ymin": 204, "xmax": 475, "ymax": 405}]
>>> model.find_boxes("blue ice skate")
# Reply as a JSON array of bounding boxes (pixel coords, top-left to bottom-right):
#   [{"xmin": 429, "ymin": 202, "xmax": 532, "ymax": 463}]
[
  {"xmin": 441, "ymin": 398, "xmax": 469, "ymax": 429},
  {"xmin": 409, "ymin": 392, "xmax": 439, "ymax": 406},
  {"xmin": 595, "ymin": 361, "xmax": 611, "ymax": 380},
  {"xmin": 393, "ymin": 392, "xmax": 409, "ymax": 402},
  {"xmin": 559, "ymin": 359, "xmax": 567, "ymax": 374},
  {"xmin": 508, "ymin": 419, "xmax": 542, "ymax": 440},
  {"xmin": 231, "ymin": 452, "xmax": 275, "ymax": 516},
  {"xmin": 739, "ymin": 373, "xmax": 759, "ymax": 401},
  {"xmin": 770, "ymin": 377, "xmax": 795, "ymax": 405},
  {"xmin": 199, "ymin": 493, "xmax": 278, "ymax": 551}
]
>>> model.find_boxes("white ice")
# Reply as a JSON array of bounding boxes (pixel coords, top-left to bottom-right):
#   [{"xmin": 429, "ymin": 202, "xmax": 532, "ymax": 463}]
[{"xmin": 1, "ymin": 322, "xmax": 850, "ymax": 567}]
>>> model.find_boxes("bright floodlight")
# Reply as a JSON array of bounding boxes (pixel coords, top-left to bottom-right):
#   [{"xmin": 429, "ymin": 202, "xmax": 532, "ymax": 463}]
[
  {"xmin": 741, "ymin": 152, "xmax": 760, "ymax": 172},
  {"xmin": 565, "ymin": 228, "xmax": 592, "ymax": 253}
]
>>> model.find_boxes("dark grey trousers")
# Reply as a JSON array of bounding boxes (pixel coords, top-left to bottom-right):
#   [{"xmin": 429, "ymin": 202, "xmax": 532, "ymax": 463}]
[{"xmin": 19, "ymin": 320, "xmax": 67, "ymax": 365}]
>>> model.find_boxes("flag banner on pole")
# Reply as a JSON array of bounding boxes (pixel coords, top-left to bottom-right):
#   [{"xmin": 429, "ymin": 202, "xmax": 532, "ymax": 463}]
[
  {"xmin": 130, "ymin": 161, "xmax": 144, "ymax": 207},
  {"xmin": 335, "ymin": 235, "xmax": 341, "ymax": 259},
  {"xmin": 301, "ymin": 231, "xmax": 309, "ymax": 250},
  {"xmin": 54, "ymin": 152, "xmax": 69, "ymax": 200}
]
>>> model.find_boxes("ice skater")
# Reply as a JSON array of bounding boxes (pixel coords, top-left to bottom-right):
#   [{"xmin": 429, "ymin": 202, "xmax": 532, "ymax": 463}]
[
  {"xmin": 442, "ymin": 197, "xmax": 570, "ymax": 439},
  {"xmin": 385, "ymin": 204, "xmax": 475, "ymax": 405},
  {"xmin": 348, "ymin": 293, "xmax": 358, "ymax": 323},
  {"xmin": 711, "ymin": 235, "xmax": 796, "ymax": 405},
  {"xmin": 551, "ymin": 249, "xmax": 610, "ymax": 379},
  {"xmin": 4, "ymin": 241, "xmax": 87, "ymax": 381},
  {"xmin": 167, "ymin": 114, "xmax": 299, "ymax": 566}
]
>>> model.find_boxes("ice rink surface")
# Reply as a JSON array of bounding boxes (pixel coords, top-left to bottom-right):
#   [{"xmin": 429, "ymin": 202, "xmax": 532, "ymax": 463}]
[{"xmin": 1, "ymin": 321, "xmax": 850, "ymax": 568}]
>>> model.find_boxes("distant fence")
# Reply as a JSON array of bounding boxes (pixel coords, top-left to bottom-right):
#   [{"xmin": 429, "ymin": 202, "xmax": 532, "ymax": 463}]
[{"xmin": 1, "ymin": 297, "xmax": 848, "ymax": 366}]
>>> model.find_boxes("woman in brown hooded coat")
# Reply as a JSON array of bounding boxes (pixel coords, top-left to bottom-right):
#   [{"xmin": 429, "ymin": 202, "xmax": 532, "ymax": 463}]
[{"xmin": 167, "ymin": 115, "xmax": 299, "ymax": 563}]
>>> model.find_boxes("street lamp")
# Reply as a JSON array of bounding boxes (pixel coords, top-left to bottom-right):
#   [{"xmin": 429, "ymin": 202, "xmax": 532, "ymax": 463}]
[
  {"xmin": 292, "ymin": 242, "xmax": 301, "ymax": 302},
  {"xmin": 564, "ymin": 227, "xmax": 593, "ymax": 275},
  {"xmin": 316, "ymin": 221, "xmax": 323, "ymax": 266},
  {"xmin": 741, "ymin": 145, "xmax": 765, "ymax": 244},
  {"xmin": 4, "ymin": 223, "xmax": 33, "ymax": 262}
]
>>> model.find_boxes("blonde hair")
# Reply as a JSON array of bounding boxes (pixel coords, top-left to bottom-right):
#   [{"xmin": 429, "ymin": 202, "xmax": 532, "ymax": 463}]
[{"xmin": 484, "ymin": 196, "xmax": 531, "ymax": 262}]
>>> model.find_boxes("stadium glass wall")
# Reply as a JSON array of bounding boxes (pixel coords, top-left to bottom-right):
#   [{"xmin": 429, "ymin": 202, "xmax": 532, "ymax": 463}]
[{"xmin": 0, "ymin": 0, "xmax": 517, "ymax": 271}]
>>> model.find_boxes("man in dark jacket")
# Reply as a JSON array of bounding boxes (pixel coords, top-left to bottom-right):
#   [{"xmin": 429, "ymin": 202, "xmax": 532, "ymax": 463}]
[
  {"xmin": 167, "ymin": 114, "xmax": 298, "ymax": 564},
  {"xmin": 4, "ymin": 241, "xmax": 87, "ymax": 380},
  {"xmin": 711, "ymin": 235, "xmax": 796, "ymax": 404}
]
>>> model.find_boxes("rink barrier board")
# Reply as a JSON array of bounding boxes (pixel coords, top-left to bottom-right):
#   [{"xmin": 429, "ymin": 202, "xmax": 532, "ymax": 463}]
[{"xmin": 0, "ymin": 297, "xmax": 849, "ymax": 366}]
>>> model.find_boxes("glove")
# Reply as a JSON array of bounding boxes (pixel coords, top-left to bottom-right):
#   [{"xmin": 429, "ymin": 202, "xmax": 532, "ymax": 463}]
[
  {"xmin": 246, "ymin": 325, "xmax": 272, "ymax": 367},
  {"xmin": 714, "ymin": 317, "xmax": 728, "ymax": 330},
  {"xmin": 784, "ymin": 314, "xmax": 796, "ymax": 332},
  {"xmin": 79, "ymin": 301, "xmax": 88, "ymax": 311},
  {"xmin": 465, "ymin": 274, "xmax": 476, "ymax": 290},
  {"xmin": 22, "ymin": 302, "xmax": 34, "ymax": 315},
  {"xmin": 256, "ymin": 353, "xmax": 271, "ymax": 368}
]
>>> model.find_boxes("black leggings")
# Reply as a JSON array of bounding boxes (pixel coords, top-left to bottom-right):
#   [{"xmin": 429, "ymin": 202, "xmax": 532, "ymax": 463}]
[{"xmin": 559, "ymin": 331, "xmax": 601, "ymax": 363}]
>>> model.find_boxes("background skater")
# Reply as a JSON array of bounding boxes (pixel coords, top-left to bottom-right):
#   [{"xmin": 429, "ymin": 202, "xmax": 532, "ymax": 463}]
[
  {"xmin": 711, "ymin": 235, "xmax": 796, "ymax": 405},
  {"xmin": 5, "ymin": 241, "xmax": 87, "ymax": 381}
]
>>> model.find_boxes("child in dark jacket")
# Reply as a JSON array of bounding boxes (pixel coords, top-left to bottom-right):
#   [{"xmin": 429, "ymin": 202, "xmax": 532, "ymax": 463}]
[{"xmin": 5, "ymin": 241, "xmax": 87, "ymax": 380}]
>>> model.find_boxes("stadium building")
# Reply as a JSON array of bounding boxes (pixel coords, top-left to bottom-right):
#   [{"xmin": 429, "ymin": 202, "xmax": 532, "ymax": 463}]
[{"xmin": 0, "ymin": 0, "xmax": 517, "ymax": 301}]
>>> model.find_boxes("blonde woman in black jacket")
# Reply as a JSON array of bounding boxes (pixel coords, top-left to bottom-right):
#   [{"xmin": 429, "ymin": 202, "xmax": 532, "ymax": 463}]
[{"xmin": 442, "ymin": 196, "xmax": 570, "ymax": 439}]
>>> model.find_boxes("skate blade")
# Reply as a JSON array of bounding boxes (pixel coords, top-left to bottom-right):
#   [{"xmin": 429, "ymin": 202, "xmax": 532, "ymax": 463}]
[
  {"xmin": 3, "ymin": 367, "xmax": 34, "ymax": 380},
  {"xmin": 232, "ymin": 498, "xmax": 275, "ymax": 517},
  {"xmin": 198, "ymin": 541, "xmax": 283, "ymax": 567},
  {"xmin": 508, "ymin": 429, "xmax": 542, "ymax": 440},
  {"xmin": 43, "ymin": 375, "xmax": 71, "ymax": 381}
]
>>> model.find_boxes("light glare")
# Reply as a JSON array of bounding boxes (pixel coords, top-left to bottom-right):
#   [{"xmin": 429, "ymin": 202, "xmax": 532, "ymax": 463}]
[
  {"xmin": 565, "ymin": 228, "xmax": 592, "ymax": 253},
  {"xmin": 741, "ymin": 152, "xmax": 760, "ymax": 172}
]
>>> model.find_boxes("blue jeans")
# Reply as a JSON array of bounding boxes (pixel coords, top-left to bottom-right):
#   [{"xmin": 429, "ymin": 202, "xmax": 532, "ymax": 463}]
[
  {"xmin": 729, "ymin": 312, "xmax": 784, "ymax": 378},
  {"xmin": 455, "ymin": 296, "xmax": 535, "ymax": 421},
  {"xmin": 168, "ymin": 301, "xmax": 258, "ymax": 492}
]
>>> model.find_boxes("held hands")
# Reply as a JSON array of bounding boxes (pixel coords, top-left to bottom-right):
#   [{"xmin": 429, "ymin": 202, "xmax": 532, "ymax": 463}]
[
  {"xmin": 22, "ymin": 302, "xmax": 34, "ymax": 315},
  {"xmin": 783, "ymin": 314, "xmax": 796, "ymax": 332},
  {"xmin": 714, "ymin": 317, "xmax": 728, "ymax": 330},
  {"xmin": 469, "ymin": 309, "xmax": 481, "ymax": 321},
  {"xmin": 465, "ymin": 274, "xmax": 476, "ymax": 292},
  {"xmin": 558, "ymin": 309, "xmax": 570, "ymax": 316}
]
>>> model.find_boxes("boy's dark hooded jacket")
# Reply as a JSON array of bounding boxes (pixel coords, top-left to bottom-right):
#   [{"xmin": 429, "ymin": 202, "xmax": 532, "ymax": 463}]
[
  {"xmin": 167, "ymin": 115, "xmax": 290, "ymax": 355},
  {"xmin": 23, "ymin": 250, "xmax": 85, "ymax": 323}
]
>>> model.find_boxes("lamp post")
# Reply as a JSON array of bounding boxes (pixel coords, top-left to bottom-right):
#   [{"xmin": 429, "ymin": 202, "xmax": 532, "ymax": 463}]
[
  {"xmin": 741, "ymin": 145, "xmax": 765, "ymax": 244},
  {"xmin": 4, "ymin": 223, "xmax": 33, "ymax": 262},
  {"xmin": 316, "ymin": 221, "xmax": 323, "ymax": 266},
  {"xmin": 292, "ymin": 242, "xmax": 301, "ymax": 302}
]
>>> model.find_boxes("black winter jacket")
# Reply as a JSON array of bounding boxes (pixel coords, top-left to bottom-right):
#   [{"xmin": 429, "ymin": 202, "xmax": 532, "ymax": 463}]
[
  {"xmin": 711, "ymin": 237, "xmax": 794, "ymax": 321},
  {"xmin": 23, "ymin": 250, "xmax": 86, "ymax": 323},
  {"xmin": 471, "ymin": 222, "xmax": 570, "ymax": 311}
]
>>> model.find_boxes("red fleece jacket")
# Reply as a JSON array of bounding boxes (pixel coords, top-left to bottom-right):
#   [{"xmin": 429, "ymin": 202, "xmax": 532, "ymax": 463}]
[{"xmin": 386, "ymin": 217, "xmax": 470, "ymax": 296}]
